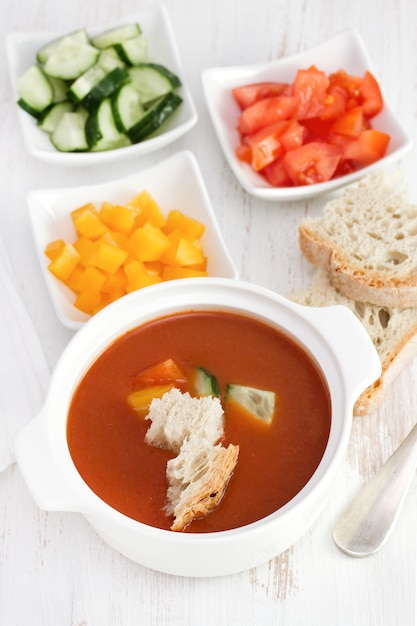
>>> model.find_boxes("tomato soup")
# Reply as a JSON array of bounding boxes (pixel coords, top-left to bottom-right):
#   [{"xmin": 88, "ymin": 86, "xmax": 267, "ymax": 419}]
[{"xmin": 67, "ymin": 310, "xmax": 331, "ymax": 532}]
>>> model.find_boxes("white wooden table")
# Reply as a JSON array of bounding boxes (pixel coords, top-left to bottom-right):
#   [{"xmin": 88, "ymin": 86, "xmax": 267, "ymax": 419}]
[{"xmin": 1, "ymin": 0, "xmax": 417, "ymax": 624}]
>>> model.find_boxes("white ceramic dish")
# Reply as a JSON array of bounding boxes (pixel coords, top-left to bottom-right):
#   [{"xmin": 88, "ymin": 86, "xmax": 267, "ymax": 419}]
[
  {"xmin": 202, "ymin": 29, "xmax": 411, "ymax": 202},
  {"xmin": 28, "ymin": 150, "xmax": 238, "ymax": 330},
  {"xmin": 6, "ymin": 5, "xmax": 197, "ymax": 166},
  {"xmin": 14, "ymin": 277, "xmax": 381, "ymax": 577}
]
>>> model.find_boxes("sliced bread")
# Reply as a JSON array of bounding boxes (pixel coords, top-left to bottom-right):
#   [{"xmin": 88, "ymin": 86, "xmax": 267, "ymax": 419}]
[
  {"xmin": 145, "ymin": 387, "xmax": 239, "ymax": 531},
  {"xmin": 165, "ymin": 438, "xmax": 239, "ymax": 532},
  {"xmin": 288, "ymin": 268, "xmax": 417, "ymax": 416},
  {"xmin": 298, "ymin": 171, "xmax": 417, "ymax": 308},
  {"xmin": 145, "ymin": 387, "xmax": 225, "ymax": 454}
]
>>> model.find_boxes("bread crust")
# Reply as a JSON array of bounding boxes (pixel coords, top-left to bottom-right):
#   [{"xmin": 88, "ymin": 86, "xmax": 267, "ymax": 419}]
[
  {"xmin": 299, "ymin": 225, "xmax": 417, "ymax": 308},
  {"xmin": 288, "ymin": 268, "xmax": 417, "ymax": 416},
  {"xmin": 168, "ymin": 443, "xmax": 240, "ymax": 532}
]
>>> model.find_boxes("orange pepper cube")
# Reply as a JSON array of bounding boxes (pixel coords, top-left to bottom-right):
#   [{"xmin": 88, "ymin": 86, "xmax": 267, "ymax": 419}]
[
  {"xmin": 129, "ymin": 190, "xmax": 166, "ymax": 228},
  {"xmin": 165, "ymin": 209, "xmax": 205, "ymax": 239},
  {"xmin": 101, "ymin": 267, "xmax": 127, "ymax": 295},
  {"xmin": 64, "ymin": 264, "xmax": 84, "ymax": 293},
  {"xmin": 78, "ymin": 266, "xmax": 107, "ymax": 293},
  {"xmin": 162, "ymin": 266, "xmax": 208, "ymax": 281},
  {"xmin": 72, "ymin": 205, "xmax": 108, "ymax": 240},
  {"xmin": 128, "ymin": 224, "xmax": 170, "ymax": 262},
  {"xmin": 124, "ymin": 259, "xmax": 147, "ymax": 285},
  {"xmin": 73, "ymin": 236, "xmax": 96, "ymax": 267},
  {"xmin": 48, "ymin": 243, "xmax": 81, "ymax": 281},
  {"xmin": 109, "ymin": 204, "xmax": 135, "ymax": 234},
  {"xmin": 160, "ymin": 230, "xmax": 205, "ymax": 266},
  {"xmin": 91, "ymin": 240, "xmax": 128, "ymax": 274},
  {"xmin": 99, "ymin": 201, "xmax": 115, "ymax": 228},
  {"xmin": 73, "ymin": 290, "xmax": 102, "ymax": 315},
  {"xmin": 44, "ymin": 239, "xmax": 65, "ymax": 261}
]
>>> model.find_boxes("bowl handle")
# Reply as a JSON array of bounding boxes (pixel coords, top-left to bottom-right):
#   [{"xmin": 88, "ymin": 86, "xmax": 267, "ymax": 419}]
[
  {"xmin": 14, "ymin": 410, "xmax": 80, "ymax": 512},
  {"xmin": 304, "ymin": 303, "xmax": 382, "ymax": 396}
]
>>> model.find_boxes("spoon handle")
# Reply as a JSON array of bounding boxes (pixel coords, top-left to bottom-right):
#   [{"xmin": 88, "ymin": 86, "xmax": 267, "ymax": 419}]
[{"xmin": 332, "ymin": 422, "xmax": 417, "ymax": 557}]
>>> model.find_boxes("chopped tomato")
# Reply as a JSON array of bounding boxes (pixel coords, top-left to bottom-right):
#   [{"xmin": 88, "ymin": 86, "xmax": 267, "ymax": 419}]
[
  {"xmin": 232, "ymin": 64, "xmax": 389, "ymax": 187},
  {"xmin": 283, "ymin": 142, "xmax": 342, "ymax": 185},
  {"xmin": 235, "ymin": 143, "xmax": 252, "ymax": 163},
  {"xmin": 244, "ymin": 120, "xmax": 305, "ymax": 170},
  {"xmin": 292, "ymin": 66, "xmax": 329, "ymax": 120},
  {"xmin": 360, "ymin": 71, "xmax": 384, "ymax": 118},
  {"xmin": 244, "ymin": 121, "xmax": 287, "ymax": 170},
  {"xmin": 320, "ymin": 84, "xmax": 347, "ymax": 120},
  {"xmin": 341, "ymin": 129, "xmax": 390, "ymax": 164},
  {"xmin": 238, "ymin": 96, "xmax": 298, "ymax": 134},
  {"xmin": 263, "ymin": 157, "xmax": 293, "ymax": 187},
  {"xmin": 232, "ymin": 81, "xmax": 291, "ymax": 109},
  {"xmin": 330, "ymin": 106, "xmax": 364, "ymax": 138},
  {"xmin": 328, "ymin": 70, "xmax": 362, "ymax": 109}
]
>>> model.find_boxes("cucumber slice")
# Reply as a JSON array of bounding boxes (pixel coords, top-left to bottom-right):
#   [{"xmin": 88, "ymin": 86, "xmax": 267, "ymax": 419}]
[
  {"xmin": 81, "ymin": 67, "xmax": 129, "ymax": 112},
  {"xmin": 98, "ymin": 47, "xmax": 126, "ymax": 72},
  {"xmin": 113, "ymin": 34, "xmax": 148, "ymax": 65},
  {"xmin": 36, "ymin": 29, "xmax": 90, "ymax": 65},
  {"xmin": 193, "ymin": 368, "xmax": 220, "ymax": 397},
  {"xmin": 51, "ymin": 109, "xmax": 89, "ymax": 152},
  {"xmin": 86, "ymin": 98, "xmax": 131, "ymax": 151},
  {"xmin": 17, "ymin": 65, "xmax": 53, "ymax": 117},
  {"xmin": 91, "ymin": 24, "xmax": 141, "ymax": 49},
  {"xmin": 49, "ymin": 76, "xmax": 68, "ymax": 103},
  {"xmin": 111, "ymin": 82, "xmax": 145, "ymax": 133},
  {"xmin": 43, "ymin": 37, "xmax": 99, "ymax": 80},
  {"xmin": 226, "ymin": 384, "xmax": 276, "ymax": 424},
  {"xmin": 127, "ymin": 92, "xmax": 182, "ymax": 144},
  {"xmin": 37, "ymin": 101, "xmax": 74, "ymax": 134},
  {"xmin": 129, "ymin": 63, "xmax": 181, "ymax": 105}
]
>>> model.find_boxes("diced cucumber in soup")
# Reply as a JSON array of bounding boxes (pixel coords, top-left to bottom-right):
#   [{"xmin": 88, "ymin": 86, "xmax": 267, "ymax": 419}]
[
  {"xmin": 193, "ymin": 368, "xmax": 220, "ymax": 397},
  {"xmin": 226, "ymin": 384, "xmax": 276, "ymax": 423}
]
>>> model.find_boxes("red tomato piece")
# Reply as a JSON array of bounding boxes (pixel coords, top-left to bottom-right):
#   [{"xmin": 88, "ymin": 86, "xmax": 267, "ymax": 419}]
[
  {"xmin": 283, "ymin": 142, "xmax": 342, "ymax": 185},
  {"xmin": 238, "ymin": 96, "xmax": 298, "ymax": 134},
  {"xmin": 302, "ymin": 117, "xmax": 334, "ymax": 140},
  {"xmin": 360, "ymin": 71, "xmax": 384, "ymax": 118},
  {"xmin": 328, "ymin": 70, "xmax": 362, "ymax": 110},
  {"xmin": 330, "ymin": 106, "xmax": 364, "ymax": 138},
  {"xmin": 320, "ymin": 84, "xmax": 347, "ymax": 120},
  {"xmin": 235, "ymin": 143, "xmax": 252, "ymax": 163},
  {"xmin": 245, "ymin": 121, "xmax": 287, "ymax": 170},
  {"xmin": 341, "ymin": 129, "xmax": 390, "ymax": 164},
  {"xmin": 232, "ymin": 81, "xmax": 291, "ymax": 109},
  {"xmin": 263, "ymin": 157, "xmax": 293, "ymax": 187},
  {"xmin": 244, "ymin": 120, "xmax": 305, "ymax": 171},
  {"xmin": 292, "ymin": 67, "xmax": 329, "ymax": 120}
]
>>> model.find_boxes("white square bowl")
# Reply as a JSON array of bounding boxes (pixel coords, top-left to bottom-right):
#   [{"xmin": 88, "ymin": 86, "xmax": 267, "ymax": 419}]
[
  {"xmin": 202, "ymin": 30, "xmax": 411, "ymax": 202},
  {"xmin": 28, "ymin": 150, "xmax": 238, "ymax": 330},
  {"xmin": 6, "ymin": 5, "xmax": 197, "ymax": 166}
]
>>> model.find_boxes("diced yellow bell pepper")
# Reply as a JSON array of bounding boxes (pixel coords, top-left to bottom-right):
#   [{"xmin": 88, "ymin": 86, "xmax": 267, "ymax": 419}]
[
  {"xmin": 73, "ymin": 236, "xmax": 96, "ymax": 267},
  {"xmin": 128, "ymin": 223, "xmax": 171, "ymax": 262},
  {"xmin": 127, "ymin": 383, "xmax": 174, "ymax": 416},
  {"xmin": 48, "ymin": 243, "xmax": 81, "ymax": 281},
  {"xmin": 101, "ymin": 267, "xmax": 127, "ymax": 295},
  {"xmin": 73, "ymin": 289, "xmax": 102, "ymax": 314},
  {"xmin": 90, "ymin": 240, "xmax": 128, "ymax": 274},
  {"xmin": 78, "ymin": 266, "xmax": 107, "ymax": 294},
  {"xmin": 44, "ymin": 239, "xmax": 65, "ymax": 261},
  {"xmin": 64, "ymin": 264, "xmax": 84, "ymax": 293},
  {"xmin": 129, "ymin": 190, "xmax": 167, "ymax": 228},
  {"xmin": 165, "ymin": 209, "xmax": 205, "ymax": 239},
  {"xmin": 160, "ymin": 230, "xmax": 205, "ymax": 266},
  {"xmin": 72, "ymin": 204, "xmax": 108, "ymax": 240},
  {"xmin": 162, "ymin": 266, "xmax": 208, "ymax": 281}
]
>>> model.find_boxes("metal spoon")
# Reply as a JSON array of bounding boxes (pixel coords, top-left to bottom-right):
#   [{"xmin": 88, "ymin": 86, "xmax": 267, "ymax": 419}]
[{"xmin": 332, "ymin": 422, "xmax": 417, "ymax": 557}]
